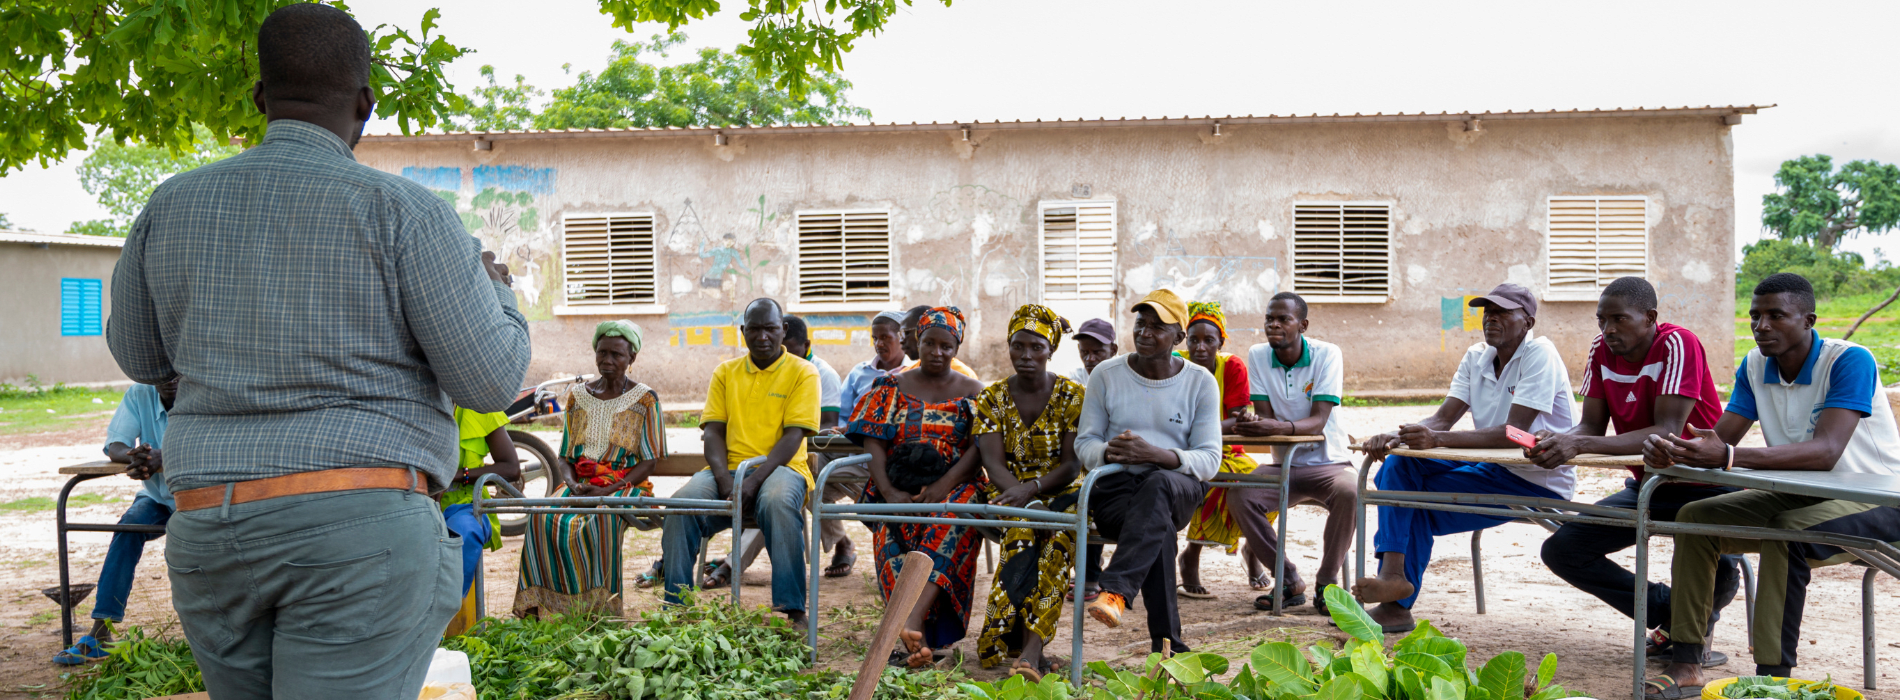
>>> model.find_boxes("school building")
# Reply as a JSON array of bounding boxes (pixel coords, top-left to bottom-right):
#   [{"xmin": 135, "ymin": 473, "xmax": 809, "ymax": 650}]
[
  {"xmin": 354, "ymin": 105, "xmax": 1763, "ymax": 401},
  {"xmin": 0, "ymin": 231, "xmax": 128, "ymax": 386}
]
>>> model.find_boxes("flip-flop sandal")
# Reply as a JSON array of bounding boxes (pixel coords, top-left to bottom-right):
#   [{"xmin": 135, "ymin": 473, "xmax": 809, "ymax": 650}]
[
  {"xmin": 52, "ymin": 635, "xmax": 109, "ymax": 665},
  {"xmin": 1253, "ymin": 591, "xmax": 1309, "ymax": 610},
  {"xmin": 1178, "ymin": 584, "xmax": 1216, "ymax": 600},
  {"xmin": 887, "ymin": 648, "xmax": 912, "ymax": 668},
  {"xmin": 1009, "ymin": 661, "xmax": 1043, "ymax": 682},
  {"xmin": 823, "ymin": 552, "xmax": 858, "ymax": 578},
  {"xmin": 1250, "ymin": 574, "xmax": 1273, "ymax": 591},
  {"xmin": 702, "ymin": 565, "xmax": 732, "ymax": 589},
  {"xmin": 633, "ymin": 570, "xmax": 663, "ymax": 589},
  {"xmin": 1643, "ymin": 676, "xmax": 1704, "ymax": 700},
  {"xmin": 1312, "ymin": 593, "xmax": 1330, "ymax": 616}
]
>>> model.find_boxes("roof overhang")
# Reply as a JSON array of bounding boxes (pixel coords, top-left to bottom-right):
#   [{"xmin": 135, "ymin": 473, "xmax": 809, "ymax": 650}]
[{"xmin": 0, "ymin": 230, "xmax": 126, "ymax": 249}]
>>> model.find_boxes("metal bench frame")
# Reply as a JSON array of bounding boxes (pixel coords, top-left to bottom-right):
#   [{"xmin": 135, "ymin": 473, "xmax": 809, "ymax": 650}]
[{"xmin": 54, "ymin": 470, "xmax": 167, "ymax": 649}]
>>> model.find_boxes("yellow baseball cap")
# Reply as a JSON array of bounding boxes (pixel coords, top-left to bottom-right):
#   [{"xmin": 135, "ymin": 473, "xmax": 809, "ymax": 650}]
[{"xmin": 1131, "ymin": 289, "xmax": 1190, "ymax": 327}]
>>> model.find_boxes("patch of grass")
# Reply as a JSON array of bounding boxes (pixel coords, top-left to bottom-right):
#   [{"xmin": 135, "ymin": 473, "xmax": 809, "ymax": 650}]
[
  {"xmin": 670, "ymin": 411, "xmax": 703, "ymax": 428},
  {"xmin": 1340, "ymin": 396, "xmax": 1440, "ymax": 408},
  {"xmin": 0, "ymin": 385, "xmax": 125, "ymax": 436},
  {"xmin": 0, "ymin": 493, "xmax": 120, "ymax": 512},
  {"xmin": 25, "ymin": 610, "xmax": 58, "ymax": 627}
]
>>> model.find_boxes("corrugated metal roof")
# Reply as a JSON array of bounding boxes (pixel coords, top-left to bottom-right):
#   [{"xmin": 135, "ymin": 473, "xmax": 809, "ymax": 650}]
[
  {"xmin": 362, "ymin": 104, "xmax": 1772, "ymax": 143},
  {"xmin": 0, "ymin": 230, "xmax": 126, "ymax": 248}
]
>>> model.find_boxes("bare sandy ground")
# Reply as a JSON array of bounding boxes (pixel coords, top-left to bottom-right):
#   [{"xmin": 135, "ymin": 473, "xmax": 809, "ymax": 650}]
[{"xmin": 0, "ymin": 406, "xmax": 1894, "ymax": 699}]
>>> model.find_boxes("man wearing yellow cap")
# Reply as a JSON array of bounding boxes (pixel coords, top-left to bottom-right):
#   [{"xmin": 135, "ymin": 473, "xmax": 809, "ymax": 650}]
[{"xmin": 1075, "ymin": 289, "xmax": 1224, "ymax": 655}]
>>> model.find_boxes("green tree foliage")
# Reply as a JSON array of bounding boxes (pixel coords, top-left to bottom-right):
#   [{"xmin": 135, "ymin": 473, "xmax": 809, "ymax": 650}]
[
  {"xmin": 450, "ymin": 33, "xmax": 870, "ymax": 132},
  {"xmin": 0, "ymin": 213, "xmax": 18, "ymax": 230},
  {"xmin": 450, "ymin": 65, "xmax": 543, "ymax": 132},
  {"xmin": 71, "ymin": 125, "xmax": 240, "ymax": 236},
  {"xmin": 1737, "ymin": 238, "xmax": 1900, "ymax": 301},
  {"xmin": 1762, "ymin": 154, "xmax": 1900, "ymax": 249},
  {"xmin": 1, "ymin": 1, "xmax": 468, "ymax": 175},
  {"xmin": 597, "ymin": 0, "xmax": 947, "ymax": 98}
]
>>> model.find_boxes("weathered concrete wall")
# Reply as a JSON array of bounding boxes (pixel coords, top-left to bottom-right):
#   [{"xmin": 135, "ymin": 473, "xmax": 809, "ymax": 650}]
[
  {"xmin": 357, "ymin": 116, "xmax": 1736, "ymax": 401},
  {"xmin": 0, "ymin": 242, "xmax": 127, "ymax": 385}
]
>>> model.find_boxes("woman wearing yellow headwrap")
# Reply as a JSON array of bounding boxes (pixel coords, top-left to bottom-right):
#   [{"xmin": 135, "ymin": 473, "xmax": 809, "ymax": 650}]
[
  {"xmin": 1173, "ymin": 301, "xmax": 1275, "ymax": 598},
  {"xmin": 514, "ymin": 319, "xmax": 667, "ymax": 619},
  {"xmin": 971, "ymin": 305, "xmax": 1086, "ymax": 678}
]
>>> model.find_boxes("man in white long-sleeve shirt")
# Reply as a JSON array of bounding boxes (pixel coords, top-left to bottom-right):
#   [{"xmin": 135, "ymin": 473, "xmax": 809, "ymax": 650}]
[{"xmin": 1077, "ymin": 289, "xmax": 1224, "ymax": 654}]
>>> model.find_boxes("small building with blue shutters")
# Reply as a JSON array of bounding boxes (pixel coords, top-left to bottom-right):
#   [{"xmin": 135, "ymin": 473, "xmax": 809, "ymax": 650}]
[{"xmin": 0, "ymin": 231, "xmax": 128, "ymax": 385}]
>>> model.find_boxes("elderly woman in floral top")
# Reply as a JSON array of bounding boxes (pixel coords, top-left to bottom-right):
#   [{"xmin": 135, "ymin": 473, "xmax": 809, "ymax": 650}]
[
  {"xmin": 972, "ymin": 305, "xmax": 1087, "ymax": 679},
  {"xmin": 514, "ymin": 320, "xmax": 666, "ymax": 619}
]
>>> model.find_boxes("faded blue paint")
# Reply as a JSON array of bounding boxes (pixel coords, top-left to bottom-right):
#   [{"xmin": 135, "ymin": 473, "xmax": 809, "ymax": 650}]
[
  {"xmin": 473, "ymin": 165, "xmax": 556, "ymax": 195},
  {"xmin": 401, "ymin": 166, "xmax": 461, "ymax": 191}
]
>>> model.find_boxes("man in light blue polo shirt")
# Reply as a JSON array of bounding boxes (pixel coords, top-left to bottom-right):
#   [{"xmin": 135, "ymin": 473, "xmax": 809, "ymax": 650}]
[
  {"xmin": 1644, "ymin": 273, "xmax": 1900, "ymax": 697},
  {"xmin": 54, "ymin": 378, "xmax": 177, "ymax": 665}
]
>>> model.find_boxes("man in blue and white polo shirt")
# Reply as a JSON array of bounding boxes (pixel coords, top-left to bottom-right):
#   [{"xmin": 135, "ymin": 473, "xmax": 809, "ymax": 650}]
[
  {"xmin": 1354, "ymin": 283, "xmax": 1577, "ymax": 634},
  {"xmin": 1644, "ymin": 273, "xmax": 1900, "ymax": 697}
]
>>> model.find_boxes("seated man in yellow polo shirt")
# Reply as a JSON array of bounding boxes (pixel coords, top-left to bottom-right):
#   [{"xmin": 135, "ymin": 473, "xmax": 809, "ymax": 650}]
[{"xmin": 662, "ymin": 297, "xmax": 822, "ymax": 625}]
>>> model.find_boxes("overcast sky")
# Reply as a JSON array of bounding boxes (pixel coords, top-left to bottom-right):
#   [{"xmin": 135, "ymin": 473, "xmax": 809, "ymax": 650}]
[{"xmin": 5, "ymin": 0, "xmax": 1896, "ymax": 262}]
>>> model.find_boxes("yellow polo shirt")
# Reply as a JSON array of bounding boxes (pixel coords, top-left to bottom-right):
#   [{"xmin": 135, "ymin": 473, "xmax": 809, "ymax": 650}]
[{"xmin": 702, "ymin": 351, "xmax": 821, "ymax": 489}]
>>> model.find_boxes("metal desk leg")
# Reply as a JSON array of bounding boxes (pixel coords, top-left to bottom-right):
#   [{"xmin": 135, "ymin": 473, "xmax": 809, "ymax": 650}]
[
  {"xmin": 1471, "ymin": 529, "xmax": 1485, "ymax": 615},
  {"xmin": 1271, "ymin": 444, "xmax": 1294, "ymax": 616},
  {"xmin": 1741, "ymin": 555, "xmax": 1756, "ymax": 637},
  {"xmin": 1074, "ymin": 464, "xmax": 1124, "ymax": 688},
  {"xmin": 1354, "ymin": 454, "xmax": 1377, "ymax": 586},
  {"xmin": 1632, "ymin": 475, "xmax": 1662, "ymax": 700},
  {"xmin": 55, "ymin": 473, "xmax": 104, "ymax": 649},
  {"xmin": 731, "ymin": 460, "xmax": 749, "ymax": 608},
  {"xmin": 1864, "ymin": 566, "xmax": 1877, "ymax": 691}
]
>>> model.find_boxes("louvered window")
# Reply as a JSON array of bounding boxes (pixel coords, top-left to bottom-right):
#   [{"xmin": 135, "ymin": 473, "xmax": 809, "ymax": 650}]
[
  {"xmin": 561, "ymin": 213, "xmax": 657, "ymax": 307},
  {"xmin": 60, "ymin": 278, "xmax": 102, "ymax": 336},
  {"xmin": 1547, "ymin": 196, "xmax": 1647, "ymax": 301},
  {"xmin": 1292, "ymin": 203, "xmax": 1392, "ymax": 301},
  {"xmin": 1039, "ymin": 201, "xmax": 1117, "ymax": 301},
  {"xmin": 796, "ymin": 209, "xmax": 892, "ymax": 305}
]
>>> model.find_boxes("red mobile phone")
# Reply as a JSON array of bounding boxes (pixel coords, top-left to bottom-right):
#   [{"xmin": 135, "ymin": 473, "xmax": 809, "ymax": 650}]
[{"xmin": 1505, "ymin": 425, "xmax": 1537, "ymax": 450}]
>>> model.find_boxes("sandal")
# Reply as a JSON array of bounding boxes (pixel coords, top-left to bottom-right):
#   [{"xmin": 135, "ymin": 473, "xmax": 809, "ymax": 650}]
[
  {"xmin": 52, "ymin": 635, "xmax": 109, "ymax": 665},
  {"xmin": 1249, "ymin": 573, "xmax": 1273, "ymax": 591},
  {"xmin": 702, "ymin": 563, "xmax": 732, "ymax": 589},
  {"xmin": 633, "ymin": 561, "xmax": 664, "ymax": 589},
  {"xmin": 1643, "ymin": 675, "xmax": 1704, "ymax": 700},
  {"xmin": 1178, "ymin": 583, "xmax": 1216, "ymax": 600},
  {"xmin": 1009, "ymin": 660, "xmax": 1043, "ymax": 682},
  {"xmin": 1644, "ymin": 630, "xmax": 1728, "ymax": 668},
  {"xmin": 824, "ymin": 551, "xmax": 857, "ymax": 578},
  {"xmin": 1066, "ymin": 582, "xmax": 1101, "ymax": 603},
  {"xmin": 1253, "ymin": 590, "xmax": 1309, "ymax": 611}
]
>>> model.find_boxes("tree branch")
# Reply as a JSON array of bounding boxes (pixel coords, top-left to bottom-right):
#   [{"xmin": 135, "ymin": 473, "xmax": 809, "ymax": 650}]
[{"xmin": 1843, "ymin": 284, "xmax": 1900, "ymax": 341}]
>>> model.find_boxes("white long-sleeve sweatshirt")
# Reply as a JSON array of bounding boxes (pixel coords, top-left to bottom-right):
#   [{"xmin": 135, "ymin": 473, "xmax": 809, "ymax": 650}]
[{"xmin": 1074, "ymin": 354, "xmax": 1224, "ymax": 481}]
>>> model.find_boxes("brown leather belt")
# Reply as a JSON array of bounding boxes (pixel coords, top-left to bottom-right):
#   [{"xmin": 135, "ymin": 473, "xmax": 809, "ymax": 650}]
[{"xmin": 174, "ymin": 467, "xmax": 427, "ymax": 512}]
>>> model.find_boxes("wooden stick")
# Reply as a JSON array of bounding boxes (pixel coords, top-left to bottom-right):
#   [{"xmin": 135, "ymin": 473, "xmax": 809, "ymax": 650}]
[{"xmin": 849, "ymin": 550, "xmax": 933, "ymax": 700}]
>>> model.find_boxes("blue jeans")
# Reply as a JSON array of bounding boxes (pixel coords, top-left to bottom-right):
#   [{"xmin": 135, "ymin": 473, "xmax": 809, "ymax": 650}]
[
  {"xmin": 93, "ymin": 493, "xmax": 173, "ymax": 622},
  {"xmin": 662, "ymin": 468, "xmax": 808, "ymax": 612},
  {"xmin": 1372, "ymin": 456, "xmax": 1559, "ymax": 609}
]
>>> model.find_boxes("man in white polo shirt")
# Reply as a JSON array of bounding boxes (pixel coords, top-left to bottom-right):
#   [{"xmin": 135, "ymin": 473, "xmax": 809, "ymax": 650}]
[
  {"xmin": 1354, "ymin": 283, "xmax": 1576, "ymax": 633},
  {"xmin": 1643, "ymin": 273, "xmax": 1900, "ymax": 697},
  {"xmin": 1229, "ymin": 292, "xmax": 1358, "ymax": 614}
]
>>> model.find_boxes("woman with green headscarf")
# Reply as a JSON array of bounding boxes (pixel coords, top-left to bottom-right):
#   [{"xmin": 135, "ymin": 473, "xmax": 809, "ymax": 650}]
[
  {"xmin": 514, "ymin": 320, "xmax": 668, "ymax": 619},
  {"xmin": 972, "ymin": 304, "xmax": 1086, "ymax": 679}
]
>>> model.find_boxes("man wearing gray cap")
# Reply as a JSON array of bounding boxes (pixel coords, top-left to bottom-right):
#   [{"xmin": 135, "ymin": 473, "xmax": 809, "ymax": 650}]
[
  {"xmin": 1067, "ymin": 318, "xmax": 1119, "ymax": 386},
  {"xmin": 1352, "ymin": 283, "xmax": 1576, "ymax": 633}
]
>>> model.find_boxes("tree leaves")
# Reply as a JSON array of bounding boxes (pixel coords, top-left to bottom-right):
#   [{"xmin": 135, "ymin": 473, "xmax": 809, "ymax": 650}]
[
  {"xmin": 1, "ymin": 0, "xmax": 468, "ymax": 174},
  {"xmin": 73, "ymin": 125, "xmax": 239, "ymax": 235},
  {"xmin": 1252, "ymin": 641, "xmax": 1318, "ymax": 696},
  {"xmin": 1762, "ymin": 154, "xmax": 1900, "ymax": 249}
]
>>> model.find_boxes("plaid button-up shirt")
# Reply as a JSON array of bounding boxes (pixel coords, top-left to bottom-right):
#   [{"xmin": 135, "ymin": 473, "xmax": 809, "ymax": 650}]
[{"xmin": 108, "ymin": 119, "xmax": 531, "ymax": 493}]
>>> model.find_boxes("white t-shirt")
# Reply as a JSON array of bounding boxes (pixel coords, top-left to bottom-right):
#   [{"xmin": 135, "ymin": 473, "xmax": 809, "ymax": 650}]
[
  {"xmin": 1067, "ymin": 365, "xmax": 1092, "ymax": 386},
  {"xmin": 806, "ymin": 353, "xmax": 843, "ymax": 416},
  {"xmin": 1446, "ymin": 332, "xmax": 1578, "ymax": 498},
  {"xmin": 1246, "ymin": 338, "xmax": 1352, "ymax": 468}
]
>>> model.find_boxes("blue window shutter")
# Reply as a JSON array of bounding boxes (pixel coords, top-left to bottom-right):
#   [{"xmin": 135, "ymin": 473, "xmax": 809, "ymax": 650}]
[{"xmin": 61, "ymin": 278, "xmax": 103, "ymax": 336}]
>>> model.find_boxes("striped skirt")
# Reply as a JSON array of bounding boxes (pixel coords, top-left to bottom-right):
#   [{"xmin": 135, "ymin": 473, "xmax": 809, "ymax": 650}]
[
  {"xmin": 513, "ymin": 483, "xmax": 648, "ymax": 618},
  {"xmin": 1185, "ymin": 447, "xmax": 1266, "ymax": 552}
]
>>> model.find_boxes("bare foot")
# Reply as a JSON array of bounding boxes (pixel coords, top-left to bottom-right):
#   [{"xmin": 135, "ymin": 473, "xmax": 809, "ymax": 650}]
[
  {"xmin": 1351, "ymin": 574, "xmax": 1415, "ymax": 604},
  {"xmin": 1178, "ymin": 546, "xmax": 1207, "ymax": 596},
  {"xmin": 901, "ymin": 629, "xmax": 933, "ymax": 668},
  {"xmin": 1366, "ymin": 602, "xmax": 1414, "ymax": 629}
]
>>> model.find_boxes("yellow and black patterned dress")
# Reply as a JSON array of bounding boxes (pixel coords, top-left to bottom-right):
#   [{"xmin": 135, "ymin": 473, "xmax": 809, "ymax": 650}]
[{"xmin": 973, "ymin": 375, "xmax": 1086, "ymax": 668}]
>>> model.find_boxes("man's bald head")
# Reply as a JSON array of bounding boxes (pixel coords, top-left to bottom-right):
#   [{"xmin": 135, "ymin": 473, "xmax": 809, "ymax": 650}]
[
  {"xmin": 744, "ymin": 297, "xmax": 783, "ymax": 325},
  {"xmin": 257, "ymin": 3, "xmax": 371, "ymax": 106}
]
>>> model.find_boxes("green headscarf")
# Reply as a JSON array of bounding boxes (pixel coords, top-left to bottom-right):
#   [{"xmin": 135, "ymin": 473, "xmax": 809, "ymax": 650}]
[{"xmin": 593, "ymin": 319, "xmax": 644, "ymax": 353}]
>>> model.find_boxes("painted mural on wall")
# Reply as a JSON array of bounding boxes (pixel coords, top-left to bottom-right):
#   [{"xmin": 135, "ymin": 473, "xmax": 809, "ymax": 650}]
[
  {"xmin": 665, "ymin": 312, "xmax": 873, "ymax": 348},
  {"xmin": 401, "ymin": 165, "xmax": 560, "ymax": 320},
  {"xmin": 1123, "ymin": 223, "xmax": 1280, "ymax": 328},
  {"xmin": 665, "ymin": 196, "xmax": 784, "ymax": 306}
]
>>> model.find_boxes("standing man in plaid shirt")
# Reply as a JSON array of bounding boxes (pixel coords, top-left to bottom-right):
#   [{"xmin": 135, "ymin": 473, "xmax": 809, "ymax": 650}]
[{"xmin": 106, "ymin": 5, "xmax": 529, "ymax": 697}]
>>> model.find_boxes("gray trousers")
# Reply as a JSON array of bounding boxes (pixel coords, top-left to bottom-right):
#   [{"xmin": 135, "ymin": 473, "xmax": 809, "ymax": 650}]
[{"xmin": 165, "ymin": 487, "xmax": 460, "ymax": 699}]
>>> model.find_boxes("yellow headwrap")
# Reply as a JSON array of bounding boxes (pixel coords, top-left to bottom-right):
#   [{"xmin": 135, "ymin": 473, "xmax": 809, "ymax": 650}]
[
  {"xmin": 1186, "ymin": 301, "xmax": 1227, "ymax": 343},
  {"xmin": 1007, "ymin": 304, "xmax": 1071, "ymax": 350}
]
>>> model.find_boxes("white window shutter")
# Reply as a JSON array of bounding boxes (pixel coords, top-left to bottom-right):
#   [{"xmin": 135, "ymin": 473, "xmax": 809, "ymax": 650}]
[
  {"xmin": 797, "ymin": 209, "xmax": 891, "ymax": 304},
  {"xmin": 562, "ymin": 213, "xmax": 657, "ymax": 306},
  {"xmin": 1547, "ymin": 196, "xmax": 1647, "ymax": 300},
  {"xmin": 1292, "ymin": 203, "xmax": 1391, "ymax": 301},
  {"xmin": 1040, "ymin": 201, "xmax": 1117, "ymax": 301}
]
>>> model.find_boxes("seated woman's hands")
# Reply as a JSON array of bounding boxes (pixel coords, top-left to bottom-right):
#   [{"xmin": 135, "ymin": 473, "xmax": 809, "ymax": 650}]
[
  {"xmin": 916, "ymin": 475, "xmax": 959, "ymax": 504},
  {"xmin": 991, "ymin": 480, "xmax": 1039, "ymax": 508}
]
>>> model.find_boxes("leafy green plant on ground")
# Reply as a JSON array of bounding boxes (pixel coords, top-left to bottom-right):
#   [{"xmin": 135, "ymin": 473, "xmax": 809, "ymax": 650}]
[
  {"xmin": 1719, "ymin": 675, "xmax": 1841, "ymax": 700},
  {"xmin": 63, "ymin": 593, "xmax": 968, "ymax": 700},
  {"xmin": 965, "ymin": 586, "xmax": 1574, "ymax": 700}
]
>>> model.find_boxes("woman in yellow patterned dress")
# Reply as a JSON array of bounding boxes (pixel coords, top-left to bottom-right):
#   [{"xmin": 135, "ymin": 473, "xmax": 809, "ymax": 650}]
[
  {"xmin": 972, "ymin": 305, "xmax": 1087, "ymax": 679},
  {"xmin": 1175, "ymin": 301, "xmax": 1276, "ymax": 599},
  {"xmin": 514, "ymin": 320, "xmax": 666, "ymax": 618}
]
